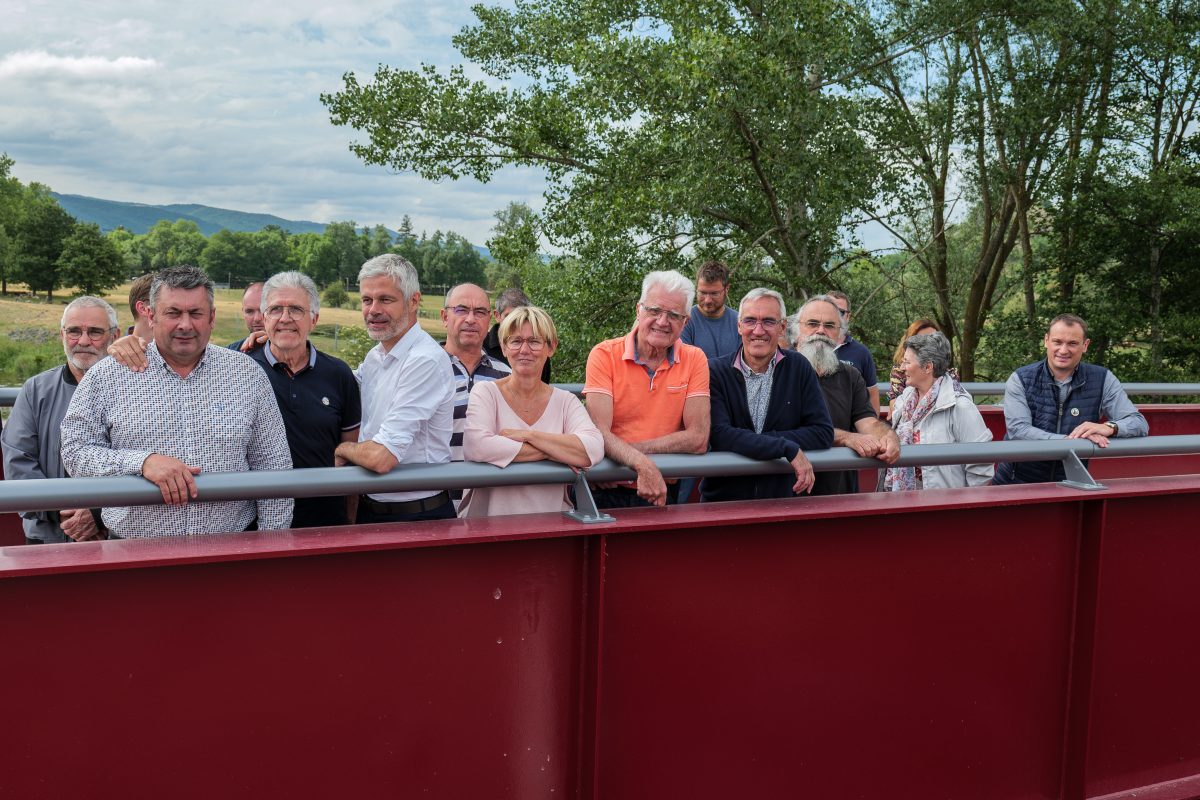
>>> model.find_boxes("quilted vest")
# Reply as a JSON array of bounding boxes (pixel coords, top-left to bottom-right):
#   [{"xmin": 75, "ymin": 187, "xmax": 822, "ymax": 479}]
[{"xmin": 994, "ymin": 360, "xmax": 1107, "ymax": 484}]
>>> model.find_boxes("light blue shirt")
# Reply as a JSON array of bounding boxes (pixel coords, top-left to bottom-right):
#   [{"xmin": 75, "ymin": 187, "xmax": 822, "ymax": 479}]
[{"xmin": 1002, "ymin": 365, "xmax": 1149, "ymax": 440}]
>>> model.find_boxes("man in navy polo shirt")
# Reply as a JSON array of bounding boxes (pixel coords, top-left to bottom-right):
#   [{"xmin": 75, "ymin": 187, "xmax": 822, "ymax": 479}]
[
  {"xmin": 249, "ymin": 271, "xmax": 361, "ymax": 527},
  {"xmin": 827, "ymin": 290, "xmax": 879, "ymax": 415}
]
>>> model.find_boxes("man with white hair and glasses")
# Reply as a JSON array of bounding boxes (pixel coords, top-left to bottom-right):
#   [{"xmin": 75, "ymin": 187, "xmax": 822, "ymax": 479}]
[
  {"xmin": 249, "ymin": 271, "xmax": 361, "ymax": 527},
  {"xmin": 702, "ymin": 288, "xmax": 833, "ymax": 502},
  {"xmin": 582, "ymin": 270, "xmax": 711, "ymax": 507},
  {"xmin": 3, "ymin": 296, "xmax": 119, "ymax": 543}
]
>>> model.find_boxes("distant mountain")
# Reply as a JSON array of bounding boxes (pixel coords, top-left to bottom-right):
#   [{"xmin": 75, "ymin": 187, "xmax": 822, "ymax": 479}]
[
  {"xmin": 50, "ymin": 192, "xmax": 492, "ymax": 259},
  {"xmin": 51, "ymin": 193, "xmax": 328, "ymax": 236}
]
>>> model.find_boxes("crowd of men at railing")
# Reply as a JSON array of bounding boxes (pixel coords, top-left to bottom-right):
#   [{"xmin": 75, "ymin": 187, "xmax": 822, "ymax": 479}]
[{"xmin": 0, "ymin": 256, "xmax": 1149, "ymax": 545}]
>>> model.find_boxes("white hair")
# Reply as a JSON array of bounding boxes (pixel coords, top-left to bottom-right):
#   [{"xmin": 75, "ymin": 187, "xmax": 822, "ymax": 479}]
[
  {"xmin": 262, "ymin": 271, "xmax": 321, "ymax": 318},
  {"xmin": 640, "ymin": 270, "xmax": 695, "ymax": 310},
  {"xmin": 358, "ymin": 253, "xmax": 420, "ymax": 299},
  {"xmin": 62, "ymin": 295, "xmax": 118, "ymax": 330},
  {"xmin": 738, "ymin": 287, "xmax": 787, "ymax": 320}
]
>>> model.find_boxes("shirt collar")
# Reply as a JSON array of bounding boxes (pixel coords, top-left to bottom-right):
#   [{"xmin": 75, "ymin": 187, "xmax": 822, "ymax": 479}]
[
  {"xmin": 623, "ymin": 326, "xmax": 676, "ymax": 367},
  {"xmin": 377, "ymin": 322, "xmax": 422, "ymax": 363},
  {"xmin": 147, "ymin": 341, "xmax": 211, "ymax": 375},
  {"xmin": 264, "ymin": 341, "xmax": 317, "ymax": 371},
  {"xmin": 732, "ymin": 346, "xmax": 784, "ymax": 375},
  {"xmin": 444, "ymin": 347, "xmax": 497, "ymax": 371}
]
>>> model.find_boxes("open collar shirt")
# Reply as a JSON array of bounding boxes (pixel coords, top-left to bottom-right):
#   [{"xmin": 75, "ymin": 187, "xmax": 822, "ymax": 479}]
[
  {"xmin": 355, "ymin": 323, "xmax": 456, "ymax": 502},
  {"xmin": 60, "ymin": 342, "xmax": 294, "ymax": 537},
  {"xmin": 734, "ymin": 347, "xmax": 784, "ymax": 434}
]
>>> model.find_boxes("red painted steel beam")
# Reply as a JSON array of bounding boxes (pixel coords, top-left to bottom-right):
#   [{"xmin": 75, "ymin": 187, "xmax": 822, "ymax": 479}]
[{"xmin": 3, "ymin": 476, "xmax": 1200, "ymax": 799}]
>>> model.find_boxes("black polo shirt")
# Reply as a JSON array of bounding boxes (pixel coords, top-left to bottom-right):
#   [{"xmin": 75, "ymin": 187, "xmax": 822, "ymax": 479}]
[
  {"xmin": 250, "ymin": 343, "xmax": 362, "ymax": 528},
  {"xmin": 812, "ymin": 364, "xmax": 875, "ymax": 496}
]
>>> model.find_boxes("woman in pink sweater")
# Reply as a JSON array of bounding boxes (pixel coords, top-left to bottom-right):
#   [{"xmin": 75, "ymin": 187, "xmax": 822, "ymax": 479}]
[{"xmin": 460, "ymin": 306, "xmax": 604, "ymax": 517}]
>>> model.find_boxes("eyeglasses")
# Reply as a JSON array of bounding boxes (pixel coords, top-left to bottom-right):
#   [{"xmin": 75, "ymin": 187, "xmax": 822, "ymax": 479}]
[
  {"xmin": 639, "ymin": 303, "xmax": 688, "ymax": 324},
  {"xmin": 739, "ymin": 317, "xmax": 782, "ymax": 331},
  {"xmin": 446, "ymin": 305, "xmax": 491, "ymax": 319},
  {"xmin": 63, "ymin": 326, "xmax": 114, "ymax": 341},
  {"xmin": 505, "ymin": 337, "xmax": 546, "ymax": 352},
  {"xmin": 800, "ymin": 319, "xmax": 841, "ymax": 333},
  {"xmin": 265, "ymin": 305, "xmax": 310, "ymax": 320}
]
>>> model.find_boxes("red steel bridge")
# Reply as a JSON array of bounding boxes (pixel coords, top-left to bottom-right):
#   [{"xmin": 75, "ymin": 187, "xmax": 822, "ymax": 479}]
[{"xmin": 1, "ymin": 402, "xmax": 1199, "ymax": 798}]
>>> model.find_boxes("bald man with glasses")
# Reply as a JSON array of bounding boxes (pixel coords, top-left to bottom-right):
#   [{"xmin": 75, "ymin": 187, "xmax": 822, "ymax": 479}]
[{"xmin": 441, "ymin": 283, "xmax": 510, "ymax": 507}]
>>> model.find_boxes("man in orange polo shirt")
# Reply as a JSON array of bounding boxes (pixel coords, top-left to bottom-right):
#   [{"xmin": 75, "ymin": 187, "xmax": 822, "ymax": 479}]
[{"xmin": 583, "ymin": 270, "xmax": 711, "ymax": 507}]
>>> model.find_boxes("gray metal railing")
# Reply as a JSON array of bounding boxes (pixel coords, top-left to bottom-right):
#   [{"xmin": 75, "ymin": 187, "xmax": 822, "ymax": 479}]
[
  {"xmin": 554, "ymin": 383, "xmax": 1200, "ymax": 399},
  {"xmin": 3, "ymin": 436, "xmax": 1199, "ymax": 525},
  {"xmin": 6, "ymin": 382, "xmax": 1200, "ymax": 408}
]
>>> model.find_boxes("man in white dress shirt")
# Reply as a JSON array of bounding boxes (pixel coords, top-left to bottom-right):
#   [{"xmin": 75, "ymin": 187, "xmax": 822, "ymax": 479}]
[{"xmin": 334, "ymin": 254, "xmax": 457, "ymax": 522}]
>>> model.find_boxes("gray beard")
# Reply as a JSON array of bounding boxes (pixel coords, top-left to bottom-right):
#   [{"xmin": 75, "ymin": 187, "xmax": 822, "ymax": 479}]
[{"xmin": 798, "ymin": 336, "xmax": 842, "ymax": 376}]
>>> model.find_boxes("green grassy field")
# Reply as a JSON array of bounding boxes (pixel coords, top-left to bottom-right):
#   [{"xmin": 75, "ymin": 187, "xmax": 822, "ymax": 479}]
[{"xmin": 0, "ymin": 284, "xmax": 449, "ymax": 388}]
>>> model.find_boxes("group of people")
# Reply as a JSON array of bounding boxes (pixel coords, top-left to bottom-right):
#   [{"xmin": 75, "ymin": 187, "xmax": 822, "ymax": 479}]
[{"xmin": 0, "ymin": 256, "xmax": 1149, "ymax": 544}]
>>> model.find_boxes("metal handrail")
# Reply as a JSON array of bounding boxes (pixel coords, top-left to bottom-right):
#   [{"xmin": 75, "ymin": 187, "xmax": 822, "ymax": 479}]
[
  {"xmin": 3, "ymin": 436, "xmax": 1199, "ymax": 517},
  {"xmin": 5, "ymin": 382, "xmax": 1200, "ymax": 407},
  {"xmin": 554, "ymin": 383, "xmax": 1200, "ymax": 399}
]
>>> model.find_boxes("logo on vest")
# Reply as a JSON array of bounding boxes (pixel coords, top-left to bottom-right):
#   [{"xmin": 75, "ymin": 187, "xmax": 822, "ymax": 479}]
[{"xmin": 1070, "ymin": 407, "xmax": 1080, "ymax": 416}]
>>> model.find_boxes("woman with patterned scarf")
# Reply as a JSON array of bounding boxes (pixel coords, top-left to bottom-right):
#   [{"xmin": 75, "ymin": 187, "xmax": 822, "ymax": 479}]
[{"xmin": 884, "ymin": 332, "xmax": 994, "ymax": 491}]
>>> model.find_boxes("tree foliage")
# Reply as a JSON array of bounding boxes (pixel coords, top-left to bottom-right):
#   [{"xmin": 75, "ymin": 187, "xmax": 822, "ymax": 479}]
[
  {"xmin": 322, "ymin": 0, "xmax": 1200, "ymax": 383},
  {"xmin": 57, "ymin": 222, "xmax": 126, "ymax": 296}
]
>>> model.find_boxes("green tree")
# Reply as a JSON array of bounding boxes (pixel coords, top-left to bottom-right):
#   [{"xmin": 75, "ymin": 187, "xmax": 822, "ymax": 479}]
[
  {"xmin": 139, "ymin": 219, "xmax": 207, "ymax": 269},
  {"xmin": 105, "ymin": 227, "xmax": 143, "ymax": 276},
  {"xmin": 322, "ymin": 221, "xmax": 366, "ymax": 284},
  {"xmin": 199, "ymin": 229, "xmax": 249, "ymax": 282},
  {"xmin": 487, "ymin": 202, "xmax": 539, "ymax": 289},
  {"xmin": 14, "ymin": 187, "xmax": 75, "ymax": 301},
  {"xmin": 321, "ymin": 281, "xmax": 351, "ymax": 310},
  {"xmin": 57, "ymin": 222, "xmax": 126, "ymax": 296},
  {"xmin": 365, "ymin": 224, "xmax": 393, "ymax": 258},
  {"xmin": 322, "ymin": 0, "xmax": 890, "ymax": 304},
  {"xmin": 0, "ymin": 153, "xmax": 23, "ymax": 294}
]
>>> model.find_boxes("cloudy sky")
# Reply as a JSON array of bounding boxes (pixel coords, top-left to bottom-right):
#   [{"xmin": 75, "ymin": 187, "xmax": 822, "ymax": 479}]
[{"xmin": 1, "ymin": 0, "xmax": 543, "ymax": 245}]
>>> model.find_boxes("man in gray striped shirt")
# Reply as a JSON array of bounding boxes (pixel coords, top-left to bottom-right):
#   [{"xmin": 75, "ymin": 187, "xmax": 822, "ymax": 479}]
[
  {"xmin": 61, "ymin": 266, "xmax": 293, "ymax": 537},
  {"xmin": 442, "ymin": 283, "xmax": 510, "ymax": 506}
]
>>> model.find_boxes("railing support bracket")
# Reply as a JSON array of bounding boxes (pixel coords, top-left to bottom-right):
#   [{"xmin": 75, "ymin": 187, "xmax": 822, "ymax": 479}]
[
  {"xmin": 1058, "ymin": 451, "xmax": 1107, "ymax": 491},
  {"xmin": 564, "ymin": 471, "xmax": 616, "ymax": 524}
]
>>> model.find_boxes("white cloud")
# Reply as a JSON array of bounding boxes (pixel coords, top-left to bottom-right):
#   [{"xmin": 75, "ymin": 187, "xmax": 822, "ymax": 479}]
[
  {"xmin": 0, "ymin": 0, "xmax": 543, "ymax": 246},
  {"xmin": 0, "ymin": 50, "xmax": 158, "ymax": 78}
]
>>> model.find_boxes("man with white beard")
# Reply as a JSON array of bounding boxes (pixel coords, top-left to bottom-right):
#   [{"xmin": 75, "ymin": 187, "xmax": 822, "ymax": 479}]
[
  {"xmin": 790, "ymin": 296, "xmax": 900, "ymax": 496},
  {"xmin": 2, "ymin": 296, "xmax": 119, "ymax": 543}
]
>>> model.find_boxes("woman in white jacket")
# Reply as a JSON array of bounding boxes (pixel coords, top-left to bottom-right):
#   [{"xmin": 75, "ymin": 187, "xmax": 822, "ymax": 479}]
[{"xmin": 884, "ymin": 332, "xmax": 994, "ymax": 491}]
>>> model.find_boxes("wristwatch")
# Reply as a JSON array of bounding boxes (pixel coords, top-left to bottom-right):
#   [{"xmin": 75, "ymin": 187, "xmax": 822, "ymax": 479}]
[{"xmin": 1105, "ymin": 421, "xmax": 1118, "ymax": 435}]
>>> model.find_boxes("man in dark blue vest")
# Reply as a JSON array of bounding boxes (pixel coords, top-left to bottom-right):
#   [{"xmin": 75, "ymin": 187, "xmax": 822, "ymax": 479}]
[{"xmin": 994, "ymin": 314, "xmax": 1148, "ymax": 485}]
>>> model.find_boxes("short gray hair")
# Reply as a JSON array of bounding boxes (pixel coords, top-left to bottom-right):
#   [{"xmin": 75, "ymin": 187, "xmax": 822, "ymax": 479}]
[
  {"xmin": 905, "ymin": 332, "xmax": 952, "ymax": 378},
  {"xmin": 738, "ymin": 287, "xmax": 787, "ymax": 320},
  {"xmin": 640, "ymin": 270, "xmax": 695, "ymax": 311},
  {"xmin": 785, "ymin": 313, "xmax": 801, "ymax": 348},
  {"xmin": 803, "ymin": 295, "xmax": 848, "ymax": 336},
  {"xmin": 150, "ymin": 265, "xmax": 214, "ymax": 310},
  {"xmin": 358, "ymin": 253, "xmax": 420, "ymax": 299},
  {"xmin": 62, "ymin": 295, "xmax": 118, "ymax": 330},
  {"xmin": 262, "ymin": 271, "xmax": 320, "ymax": 318},
  {"xmin": 495, "ymin": 286, "xmax": 531, "ymax": 313}
]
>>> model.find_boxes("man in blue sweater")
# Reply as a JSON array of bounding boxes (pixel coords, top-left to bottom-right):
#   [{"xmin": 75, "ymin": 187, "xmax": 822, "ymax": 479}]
[
  {"xmin": 994, "ymin": 313, "xmax": 1148, "ymax": 484},
  {"xmin": 702, "ymin": 288, "xmax": 834, "ymax": 502}
]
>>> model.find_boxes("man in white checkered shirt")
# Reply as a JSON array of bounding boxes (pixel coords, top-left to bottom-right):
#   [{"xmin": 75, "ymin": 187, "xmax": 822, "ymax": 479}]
[{"xmin": 61, "ymin": 266, "xmax": 293, "ymax": 537}]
